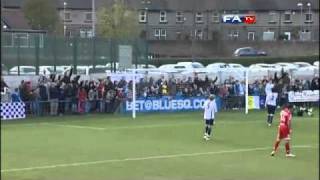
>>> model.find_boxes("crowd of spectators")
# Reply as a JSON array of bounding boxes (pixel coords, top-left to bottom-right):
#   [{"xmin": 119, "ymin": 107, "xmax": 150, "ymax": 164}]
[{"xmin": 1, "ymin": 72, "xmax": 319, "ymax": 116}]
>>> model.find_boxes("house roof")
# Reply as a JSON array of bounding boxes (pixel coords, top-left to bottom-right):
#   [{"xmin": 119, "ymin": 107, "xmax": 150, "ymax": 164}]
[
  {"xmin": 146, "ymin": 0, "xmax": 320, "ymax": 11},
  {"xmin": 2, "ymin": 0, "xmax": 319, "ymax": 11},
  {"xmin": 1, "ymin": 8, "xmax": 31, "ymax": 29}
]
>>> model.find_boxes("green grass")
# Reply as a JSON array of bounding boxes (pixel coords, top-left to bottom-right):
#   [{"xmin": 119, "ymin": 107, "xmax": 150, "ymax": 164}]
[{"xmin": 1, "ymin": 110, "xmax": 319, "ymax": 180}]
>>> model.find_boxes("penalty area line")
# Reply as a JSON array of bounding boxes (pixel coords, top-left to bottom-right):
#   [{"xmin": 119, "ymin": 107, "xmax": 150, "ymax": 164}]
[{"xmin": 1, "ymin": 145, "xmax": 315, "ymax": 173}]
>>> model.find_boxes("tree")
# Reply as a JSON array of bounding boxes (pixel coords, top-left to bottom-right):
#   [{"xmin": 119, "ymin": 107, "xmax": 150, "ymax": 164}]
[
  {"xmin": 97, "ymin": 0, "xmax": 140, "ymax": 39},
  {"xmin": 23, "ymin": 0, "xmax": 59, "ymax": 32}
]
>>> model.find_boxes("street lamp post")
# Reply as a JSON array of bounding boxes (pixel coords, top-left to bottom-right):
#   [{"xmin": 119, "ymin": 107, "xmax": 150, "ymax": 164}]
[
  {"xmin": 92, "ymin": 0, "xmax": 95, "ymax": 37},
  {"xmin": 297, "ymin": 2, "xmax": 303, "ymax": 39},
  {"xmin": 63, "ymin": 2, "xmax": 67, "ymax": 37},
  {"xmin": 307, "ymin": 2, "xmax": 311, "ymax": 16},
  {"xmin": 145, "ymin": 7, "xmax": 148, "ymax": 68},
  {"xmin": 307, "ymin": 2, "xmax": 311, "ymax": 38},
  {"xmin": 145, "ymin": 7, "xmax": 148, "ymax": 40}
]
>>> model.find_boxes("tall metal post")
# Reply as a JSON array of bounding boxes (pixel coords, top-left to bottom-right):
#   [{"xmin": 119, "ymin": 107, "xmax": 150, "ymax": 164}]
[
  {"xmin": 92, "ymin": 0, "xmax": 95, "ymax": 37},
  {"xmin": 73, "ymin": 37, "xmax": 78, "ymax": 74},
  {"xmin": 35, "ymin": 34, "xmax": 40, "ymax": 75},
  {"xmin": 297, "ymin": 2, "xmax": 303, "ymax": 39},
  {"xmin": 63, "ymin": 2, "xmax": 67, "ymax": 37}
]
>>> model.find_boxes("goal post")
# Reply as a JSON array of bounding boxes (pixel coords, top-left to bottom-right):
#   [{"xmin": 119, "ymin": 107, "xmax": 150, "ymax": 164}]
[
  {"xmin": 245, "ymin": 69, "xmax": 249, "ymax": 114},
  {"xmin": 132, "ymin": 69, "xmax": 136, "ymax": 119}
]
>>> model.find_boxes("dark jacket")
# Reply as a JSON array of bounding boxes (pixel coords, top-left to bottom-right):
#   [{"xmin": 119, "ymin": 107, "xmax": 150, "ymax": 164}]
[
  {"xmin": 39, "ymin": 85, "xmax": 48, "ymax": 101},
  {"xmin": 50, "ymin": 86, "xmax": 60, "ymax": 99}
]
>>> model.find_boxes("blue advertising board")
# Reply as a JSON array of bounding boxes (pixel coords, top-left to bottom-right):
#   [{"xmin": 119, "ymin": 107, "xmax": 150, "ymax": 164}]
[{"xmin": 123, "ymin": 96, "xmax": 211, "ymax": 113}]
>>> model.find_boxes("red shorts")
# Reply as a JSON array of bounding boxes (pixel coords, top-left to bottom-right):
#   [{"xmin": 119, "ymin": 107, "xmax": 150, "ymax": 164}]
[{"xmin": 277, "ymin": 125, "xmax": 290, "ymax": 140}]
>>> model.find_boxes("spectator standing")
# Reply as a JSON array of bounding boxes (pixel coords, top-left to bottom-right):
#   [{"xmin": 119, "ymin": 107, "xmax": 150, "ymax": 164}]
[
  {"xmin": 39, "ymin": 82, "xmax": 49, "ymax": 115},
  {"xmin": 78, "ymin": 87, "xmax": 87, "ymax": 114},
  {"xmin": 58, "ymin": 83, "xmax": 66, "ymax": 115},
  {"xmin": 71, "ymin": 82, "xmax": 78, "ymax": 113},
  {"xmin": 49, "ymin": 83, "xmax": 59, "ymax": 116},
  {"xmin": 11, "ymin": 88, "xmax": 22, "ymax": 102},
  {"xmin": 88, "ymin": 86, "xmax": 98, "ymax": 112},
  {"xmin": 64, "ymin": 83, "xmax": 73, "ymax": 113},
  {"xmin": 311, "ymin": 75, "xmax": 319, "ymax": 90}
]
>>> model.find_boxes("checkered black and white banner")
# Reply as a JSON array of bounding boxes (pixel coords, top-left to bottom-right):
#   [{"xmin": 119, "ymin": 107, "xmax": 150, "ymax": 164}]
[{"xmin": 1, "ymin": 102, "xmax": 26, "ymax": 120}]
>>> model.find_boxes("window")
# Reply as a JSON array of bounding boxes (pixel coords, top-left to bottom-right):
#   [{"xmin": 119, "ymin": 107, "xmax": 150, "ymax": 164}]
[
  {"xmin": 263, "ymin": 31, "xmax": 275, "ymax": 41},
  {"xmin": 305, "ymin": 13, "xmax": 312, "ymax": 22},
  {"xmin": 195, "ymin": 12, "xmax": 203, "ymax": 23},
  {"xmin": 300, "ymin": 30, "xmax": 311, "ymax": 41},
  {"xmin": 141, "ymin": 0, "xmax": 151, "ymax": 4},
  {"xmin": 139, "ymin": 10, "xmax": 147, "ymax": 23},
  {"xmin": 3, "ymin": 33, "xmax": 13, "ymax": 47},
  {"xmin": 80, "ymin": 29, "xmax": 93, "ymax": 38},
  {"xmin": 269, "ymin": 11, "xmax": 277, "ymax": 23},
  {"xmin": 176, "ymin": 11, "xmax": 184, "ymax": 23},
  {"xmin": 228, "ymin": 30, "xmax": 239, "ymax": 40},
  {"xmin": 195, "ymin": 29, "xmax": 203, "ymax": 40},
  {"xmin": 85, "ymin": 13, "xmax": 92, "ymax": 21},
  {"xmin": 64, "ymin": 12, "xmax": 71, "ymax": 21},
  {"xmin": 13, "ymin": 33, "xmax": 28, "ymax": 47},
  {"xmin": 154, "ymin": 29, "xmax": 166, "ymax": 40},
  {"xmin": 155, "ymin": 29, "xmax": 160, "ymax": 39},
  {"xmin": 24, "ymin": 67, "xmax": 36, "ymax": 73},
  {"xmin": 66, "ymin": 30, "xmax": 72, "ymax": 37},
  {"xmin": 160, "ymin": 29, "xmax": 166, "ymax": 39},
  {"xmin": 28, "ymin": 34, "xmax": 44, "ymax": 48},
  {"xmin": 72, "ymin": 13, "xmax": 78, "ymax": 18},
  {"xmin": 248, "ymin": 31, "xmax": 255, "ymax": 41},
  {"xmin": 212, "ymin": 12, "xmax": 219, "ymax": 23},
  {"xmin": 160, "ymin": 11, "xmax": 167, "ymax": 23},
  {"xmin": 284, "ymin": 32, "xmax": 291, "ymax": 40},
  {"xmin": 284, "ymin": 11, "xmax": 291, "ymax": 23},
  {"xmin": 176, "ymin": 31, "xmax": 182, "ymax": 40}
]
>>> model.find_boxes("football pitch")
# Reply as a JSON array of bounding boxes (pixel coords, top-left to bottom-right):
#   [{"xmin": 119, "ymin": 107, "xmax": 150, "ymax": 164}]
[{"xmin": 1, "ymin": 110, "xmax": 319, "ymax": 180}]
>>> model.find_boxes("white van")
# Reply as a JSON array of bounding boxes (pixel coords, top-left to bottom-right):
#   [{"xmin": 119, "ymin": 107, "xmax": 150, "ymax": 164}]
[{"xmin": 9, "ymin": 66, "xmax": 36, "ymax": 75}]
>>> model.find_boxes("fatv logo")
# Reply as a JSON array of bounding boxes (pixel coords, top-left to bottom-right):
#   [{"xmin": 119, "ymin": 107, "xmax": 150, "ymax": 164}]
[{"xmin": 222, "ymin": 14, "xmax": 256, "ymax": 24}]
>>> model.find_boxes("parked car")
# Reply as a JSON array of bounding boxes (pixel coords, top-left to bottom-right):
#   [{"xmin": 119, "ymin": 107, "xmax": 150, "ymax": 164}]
[
  {"xmin": 206, "ymin": 63, "xmax": 229, "ymax": 69},
  {"xmin": 291, "ymin": 62, "xmax": 318, "ymax": 80},
  {"xmin": 63, "ymin": 65, "xmax": 110, "ymax": 76},
  {"xmin": 1, "ymin": 64, "xmax": 9, "ymax": 75},
  {"xmin": 228, "ymin": 63, "xmax": 246, "ymax": 69},
  {"xmin": 9, "ymin": 66, "xmax": 36, "ymax": 75},
  {"xmin": 233, "ymin": 47, "xmax": 267, "ymax": 57},
  {"xmin": 293, "ymin": 62, "xmax": 314, "ymax": 68},
  {"xmin": 105, "ymin": 62, "xmax": 119, "ymax": 71},
  {"xmin": 274, "ymin": 63, "xmax": 298, "ymax": 72},
  {"xmin": 132, "ymin": 64, "xmax": 157, "ymax": 69},
  {"xmin": 248, "ymin": 64, "xmax": 282, "ymax": 82},
  {"xmin": 39, "ymin": 66, "xmax": 66, "ymax": 75},
  {"xmin": 249, "ymin": 63, "xmax": 281, "ymax": 70},
  {"xmin": 158, "ymin": 64, "xmax": 179, "ymax": 72},
  {"xmin": 205, "ymin": 63, "xmax": 246, "ymax": 82},
  {"xmin": 126, "ymin": 68, "xmax": 168, "ymax": 80},
  {"xmin": 176, "ymin": 62, "xmax": 205, "ymax": 68},
  {"xmin": 313, "ymin": 61, "xmax": 319, "ymax": 67}
]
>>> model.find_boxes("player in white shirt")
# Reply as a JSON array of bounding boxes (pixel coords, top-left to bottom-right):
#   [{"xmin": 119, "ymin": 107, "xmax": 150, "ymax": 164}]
[
  {"xmin": 203, "ymin": 94, "xmax": 218, "ymax": 141},
  {"xmin": 265, "ymin": 80, "xmax": 274, "ymax": 95},
  {"xmin": 265, "ymin": 88, "xmax": 278, "ymax": 127}
]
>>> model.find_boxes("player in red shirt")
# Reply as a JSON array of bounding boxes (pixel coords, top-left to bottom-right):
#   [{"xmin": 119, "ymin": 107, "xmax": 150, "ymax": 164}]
[{"xmin": 270, "ymin": 104, "xmax": 296, "ymax": 157}]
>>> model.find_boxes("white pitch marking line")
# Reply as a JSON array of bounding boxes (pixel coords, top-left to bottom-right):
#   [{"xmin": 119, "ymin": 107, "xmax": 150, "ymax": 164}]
[
  {"xmin": 40, "ymin": 117, "xmax": 319, "ymax": 131},
  {"xmin": 1, "ymin": 145, "xmax": 315, "ymax": 173},
  {"xmin": 1, "ymin": 117, "xmax": 318, "ymax": 128},
  {"xmin": 40, "ymin": 123, "xmax": 106, "ymax": 130},
  {"xmin": 40, "ymin": 122, "xmax": 200, "ymax": 130}
]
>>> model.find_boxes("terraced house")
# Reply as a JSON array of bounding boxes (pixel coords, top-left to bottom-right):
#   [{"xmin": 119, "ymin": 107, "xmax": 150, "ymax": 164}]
[
  {"xmin": 2, "ymin": 0, "xmax": 319, "ymax": 41},
  {"xmin": 1, "ymin": 0, "xmax": 319, "ymax": 57}
]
